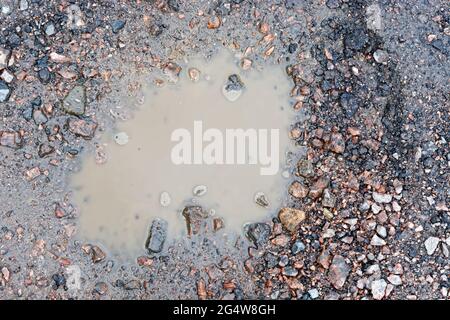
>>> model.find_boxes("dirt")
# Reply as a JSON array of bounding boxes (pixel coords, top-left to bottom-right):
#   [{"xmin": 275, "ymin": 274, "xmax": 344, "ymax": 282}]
[{"xmin": 0, "ymin": 0, "xmax": 448, "ymax": 300}]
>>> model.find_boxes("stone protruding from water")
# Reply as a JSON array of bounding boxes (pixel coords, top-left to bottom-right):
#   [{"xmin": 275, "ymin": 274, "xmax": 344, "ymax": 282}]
[
  {"xmin": 182, "ymin": 206, "xmax": 208, "ymax": 236},
  {"xmin": 222, "ymin": 74, "xmax": 245, "ymax": 102},
  {"xmin": 145, "ymin": 219, "xmax": 168, "ymax": 254}
]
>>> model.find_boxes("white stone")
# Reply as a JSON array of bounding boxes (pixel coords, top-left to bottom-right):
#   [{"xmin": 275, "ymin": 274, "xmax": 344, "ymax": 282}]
[
  {"xmin": 366, "ymin": 3, "xmax": 382, "ymax": 32},
  {"xmin": 113, "ymin": 132, "xmax": 129, "ymax": 145},
  {"xmin": 372, "ymin": 192, "xmax": 392, "ymax": 204},
  {"xmin": 371, "ymin": 234, "xmax": 386, "ymax": 246},
  {"xmin": 192, "ymin": 185, "xmax": 207, "ymax": 197},
  {"xmin": 0, "ymin": 48, "xmax": 10, "ymax": 69},
  {"xmin": 387, "ymin": 274, "xmax": 402, "ymax": 286},
  {"xmin": 424, "ymin": 236, "xmax": 440, "ymax": 255},
  {"xmin": 371, "ymin": 279, "xmax": 387, "ymax": 300},
  {"xmin": 159, "ymin": 191, "xmax": 171, "ymax": 207},
  {"xmin": 1, "ymin": 69, "xmax": 14, "ymax": 83}
]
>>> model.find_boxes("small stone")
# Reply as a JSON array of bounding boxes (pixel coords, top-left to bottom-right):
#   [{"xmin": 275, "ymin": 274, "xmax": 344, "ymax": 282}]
[
  {"xmin": 1, "ymin": 267, "xmax": 10, "ymax": 282},
  {"xmin": 188, "ymin": 68, "xmax": 200, "ymax": 82},
  {"xmin": 387, "ymin": 275, "xmax": 402, "ymax": 286},
  {"xmin": 93, "ymin": 282, "xmax": 108, "ymax": 295},
  {"xmin": 328, "ymin": 255, "xmax": 350, "ymax": 289},
  {"xmin": 45, "ymin": 23, "xmax": 56, "ymax": 36},
  {"xmin": 340, "ymin": 92, "xmax": 359, "ymax": 117},
  {"xmin": 207, "ymin": 15, "xmax": 221, "ymax": 29},
  {"xmin": 0, "ymin": 48, "xmax": 10, "ymax": 70},
  {"xmin": 318, "ymin": 249, "xmax": 331, "ymax": 269},
  {"xmin": 366, "ymin": 3, "xmax": 382, "ymax": 32},
  {"xmin": 1, "ymin": 70, "xmax": 14, "ymax": 83},
  {"xmin": 0, "ymin": 81, "xmax": 11, "ymax": 102},
  {"xmin": 291, "ymin": 240, "xmax": 305, "ymax": 254},
  {"xmin": 282, "ymin": 266, "xmax": 298, "ymax": 277},
  {"xmin": 254, "ymin": 192, "xmax": 269, "ymax": 208},
  {"xmin": 33, "ymin": 109, "xmax": 47, "ymax": 125},
  {"xmin": 308, "ymin": 288, "xmax": 319, "ymax": 299},
  {"xmin": 323, "ymin": 208, "xmax": 334, "ymax": 220},
  {"xmin": 63, "ymin": 85, "xmax": 86, "ymax": 116},
  {"xmin": 111, "ymin": 20, "xmax": 126, "ymax": 33},
  {"xmin": 213, "ymin": 218, "xmax": 224, "ymax": 231},
  {"xmin": 371, "ymin": 203, "xmax": 382, "ymax": 214},
  {"xmin": 371, "ymin": 279, "xmax": 387, "ymax": 300},
  {"xmin": 222, "ymin": 74, "xmax": 245, "ymax": 102},
  {"xmin": 159, "ymin": 191, "xmax": 171, "ymax": 207},
  {"xmin": 288, "ymin": 181, "xmax": 309, "ymax": 199},
  {"xmin": 424, "ymin": 237, "xmax": 440, "ymax": 255},
  {"xmin": 322, "ymin": 189, "xmax": 336, "ymax": 208},
  {"xmin": 68, "ymin": 118, "xmax": 97, "ymax": 139},
  {"xmin": 278, "ymin": 207, "xmax": 306, "ymax": 233},
  {"xmin": 371, "ymin": 234, "xmax": 386, "ymax": 246},
  {"xmin": 54, "ymin": 204, "xmax": 66, "ymax": 218},
  {"xmin": 25, "ymin": 167, "xmax": 41, "ymax": 181},
  {"xmin": 145, "ymin": 219, "xmax": 168, "ymax": 254},
  {"xmin": 240, "ymin": 58, "xmax": 252, "ymax": 70},
  {"xmin": 372, "ymin": 192, "xmax": 392, "ymax": 204},
  {"xmin": 50, "ymin": 52, "xmax": 71, "ymax": 63},
  {"xmin": 0, "ymin": 131, "xmax": 22, "ymax": 148},
  {"xmin": 114, "ymin": 132, "xmax": 129, "ymax": 145},
  {"xmin": 163, "ymin": 62, "xmax": 182, "ymax": 83},
  {"xmin": 329, "ymin": 132, "xmax": 345, "ymax": 153},
  {"xmin": 182, "ymin": 206, "xmax": 208, "ymax": 236},
  {"xmin": 309, "ymin": 176, "xmax": 330, "ymax": 199},
  {"xmin": 19, "ymin": 0, "xmax": 28, "ymax": 11},
  {"xmin": 91, "ymin": 245, "xmax": 106, "ymax": 263},
  {"xmin": 193, "ymin": 185, "xmax": 207, "ymax": 196},
  {"xmin": 246, "ymin": 223, "xmax": 271, "ymax": 247},
  {"xmin": 297, "ymin": 159, "xmax": 314, "ymax": 178},
  {"xmin": 376, "ymin": 225, "xmax": 387, "ymax": 238},
  {"xmin": 373, "ymin": 49, "xmax": 388, "ymax": 64},
  {"xmin": 38, "ymin": 68, "xmax": 51, "ymax": 84}
]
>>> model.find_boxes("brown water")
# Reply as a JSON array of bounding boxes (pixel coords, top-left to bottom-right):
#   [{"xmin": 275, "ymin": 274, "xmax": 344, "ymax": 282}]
[{"xmin": 71, "ymin": 51, "xmax": 295, "ymax": 254}]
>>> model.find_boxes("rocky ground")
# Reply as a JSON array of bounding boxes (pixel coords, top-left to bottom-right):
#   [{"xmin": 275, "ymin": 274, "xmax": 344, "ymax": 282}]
[{"xmin": 0, "ymin": 0, "xmax": 448, "ymax": 300}]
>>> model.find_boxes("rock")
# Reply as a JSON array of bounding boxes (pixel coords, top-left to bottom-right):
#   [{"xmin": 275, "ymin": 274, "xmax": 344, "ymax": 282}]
[
  {"xmin": 193, "ymin": 185, "xmax": 207, "ymax": 196},
  {"xmin": 188, "ymin": 68, "xmax": 200, "ymax": 82},
  {"xmin": 372, "ymin": 192, "xmax": 392, "ymax": 204},
  {"xmin": 63, "ymin": 85, "xmax": 86, "ymax": 115},
  {"xmin": 373, "ymin": 49, "xmax": 389, "ymax": 64},
  {"xmin": 45, "ymin": 23, "xmax": 56, "ymax": 36},
  {"xmin": 0, "ymin": 81, "xmax": 11, "ymax": 102},
  {"xmin": 93, "ymin": 282, "xmax": 108, "ymax": 295},
  {"xmin": 376, "ymin": 225, "xmax": 387, "ymax": 238},
  {"xmin": 387, "ymin": 275, "xmax": 402, "ymax": 286},
  {"xmin": 19, "ymin": 0, "xmax": 28, "ymax": 11},
  {"xmin": 308, "ymin": 288, "xmax": 319, "ymax": 299},
  {"xmin": 328, "ymin": 255, "xmax": 350, "ymax": 289},
  {"xmin": 222, "ymin": 74, "xmax": 244, "ymax": 102},
  {"xmin": 24, "ymin": 167, "xmax": 41, "ymax": 181},
  {"xmin": 288, "ymin": 181, "xmax": 309, "ymax": 199},
  {"xmin": 0, "ymin": 131, "xmax": 22, "ymax": 148},
  {"xmin": 246, "ymin": 223, "xmax": 271, "ymax": 246},
  {"xmin": 322, "ymin": 189, "xmax": 336, "ymax": 208},
  {"xmin": 371, "ymin": 279, "xmax": 387, "ymax": 300},
  {"xmin": 91, "ymin": 245, "xmax": 106, "ymax": 263},
  {"xmin": 254, "ymin": 192, "xmax": 269, "ymax": 208},
  {"xmin": 297, "ymin": 159, "xmax": 314, "ymax": 178},
  {"xmin": 291, "ymin": 240, "xmax": 306, "ymax": 254},
  {"xmin": 114, "ymin": 132, "xmax": 129, "ymax": 145},
  {"xmin": 282, "ymin": 266, "xmax": 298, "ymax": 277},
  {"xmin": 145, "ymin": 219, "xmax": 168, "ymax": 254},
  {"xmin": 366, "ymin": 3, "xmax": 382, "ymax": 32},
  {"xmin": 240, "ymin": 58, "xmax": 252, "ymax": 70},
  {"xmin": 182, "ymin": 206, "xmax": 208, "ymax": 236},
  {"xmin": 340, "ymin": 92, "xmax": 359, "ymax": 117},
  {"xmin": 309, "ymin": 176, "xmax": 330, "ymax": 199},
  {"xmin": 38, "ymin": 68, "xmax": 51, "ymax": 84},
  {"xmin": 1, "ymin": 70, "xmax": 14, "ymax": 83},
  {"xmin": 371, "ymin": 234, "xmax": 386, "ymax": 246},
  {"xmin": 424, "ymin": 237, "xmax": 440, "ymax": 255},
  {"xmin": 329, "ymin": 132, "xmax": 345, "ymax": 153},
  {"xmin": 207, "ymin": 15, "xmax": 221, "ymax": 29},
  {"xmin": 318, "ymin": 249, "xmax": 331, "ymax": 269},
  {"xmin": 111, "ymin": 20, "xmax": 126, "ymax": 33},
  {"xmin": 278, "ymin": 207, "xmax": 306, "ymax": 233},
  {"xmin": 163, "ymin": 62, "xmax": 182, "ymax": 83},
  {"xmin": 68, "ymin": 118, "xmax": 97, "ymax": 139},
  {"xmin": 159, "ymin": 191, "xmax": 171, "ymax": 207},
  {"xmin": 33, "ymin": 109, "xmax": 47, "ymax": 125},
  {"xmin": 0, "ymin": 48, "xmax": 10, "ymax": 70}
]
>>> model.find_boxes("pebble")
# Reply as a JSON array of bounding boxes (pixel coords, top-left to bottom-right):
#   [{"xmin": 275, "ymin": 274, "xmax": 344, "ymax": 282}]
[
  {"xmin": 246, "ymin": 223, "xmax": 271, "ymax": 246},
  {"xmin": 19, "ymin": 0, "xmax": 28, "ymax": 11},
  {"xmin": 387, "ymin": 275, "xmax": 402, "ymax": 286},
  {"xmin": 291, "ymin": 240, "xmax": 306, "ymax": 254},
  {"xmin": 45, "ymin": 23, "xmax": 56, "ymax": 36},
  {"xmin": 372, "ymin": 192, "xmax": 392, "ymax": 204},
  {"xmin": 308, "ymin": 288, "xmax": 319, "ymax": 299},
  {"xmin": 282, "ymin": 266, "xmax": 298, "ymax": 277},
  {"xmin": 288, "ymin": 181, "xmax": 309, "ymax": 199},
  {"xmin": 114, "ymin": 132, "xmax": 129, "ymax": 145},
  {"xmin": 222, "ymin": 74, "xmax": 245, "ymax": 102},
  {"xmin": 33, "ymin": 109, "xmax": 47, "ymax": 125},
  {"xmin": 145, "ymin": 219, "xmax": 168, "ymax": 253},
  {"xmin": 38, "ymin": 68, "xmax": 51, "ymax": 84},
  {"xmin": 297, "ymin": 159, "xmax": 314, "ymax": 178},
  {"xmin": 193, "ymin": 185, "xmax": 207, "ymax": 196},
  {"xmin": 207, "ymin": 15, "xmax": 221, "ymax": 29},
  {"xmin": 112, "ymin": 20, "xmax": 126, "ymax": 33},
  {"xmin": 371, "ymin": 279, "xmax": 387, "ymax": 300},
  {"xmin": 68, "ymin": 118, "xmax": 98, "ymax": 139},
  {"xmin": 424, "ymin": 237, "xmax": 440, "ymax": 255},
  {"xmin": 0, "ymin": 81, "xmax": 10, "ymax": 102},
  {"xmin": 0, "ymin": 48, "xmax": 10, "ymax": 69},
  {"xmin": 188, "ymin": 68, "xmax": 200, "ymax": 82},
  {"xmin": 322, "ymin": 188, "xmax": 336, "ymax": 208},
  {"xmin": 373, "ymin": 49, "xmax": 389, "ymax": 64},
  {"xmin": 328, "ymin": 255, "xmax": 350, "ymax": 289},
  {"xmin": 376, "ymin": 225, "xmax": 387, "ymax": 238},
  {"xmin": 63, "ymin": 85, "xmax": 86, "ymax": 115},
  {"xmin": 1, "ymin": 70, "xmax": 14, "ymax": 83},
  {"xmin": 371, "ymin": 234, "xmax": 386, "ymax": 246},
  {"xmin": 254, "ymin": 192, "xmax": 269, "ymax": 208},
  {"xmin": 159, "ymin": 191, "xmax": 171, "ymax": 207},
  {"xmin": 329, "ymin": 132, "xmax": 345, "ymax": 153},
  {"xmin": 309, "ymin": 176, "xmax": 330, "ymax": 199},
  {"xmin": 278, "ymin": 207, "xmax": 306, "ymax": 233},
  {"xmin": 371, "ymin": 203, "xmax": 382, "ymax": 214},
  {"xmin": 340, "ymin": 92, "xmax": 359, "ymax": 117}
]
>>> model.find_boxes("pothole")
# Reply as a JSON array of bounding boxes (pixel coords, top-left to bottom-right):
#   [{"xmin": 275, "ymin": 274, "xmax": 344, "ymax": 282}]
[{"xmin": 70, "ymin": 50, "xmax": 296, "ymax": 255}]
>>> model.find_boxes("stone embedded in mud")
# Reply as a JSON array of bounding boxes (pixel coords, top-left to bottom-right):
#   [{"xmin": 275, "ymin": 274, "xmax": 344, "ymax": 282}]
[
  {"xmin": 24, "ymin": 167, "xmax": 41, "ymax": 181},
  {"xmin": 222, "ymin": 74, "xmax": 245, "ymax": 102},
  {"xmin": 163, "ymin": 62, "xmax": 182, "ymax": 83},
  {"xmin": 328, "ymin": 255, "xmax": 350, "ymax": 289},
  {"xmin": 288, "ymin": 181, "xmax": 309, "ymax": 199},
  {"xmin": 207, "ymin": 15, "xmax": 221, "ymax": 29},
  {"xmin": 67, "ymin": 118, "xmax": 97, "ymax": 139},
  {"xmin": 145, "ymin": 218, "xmax": 168, "ymax": 254},
  {"xmin": 188, "ymin": 68, "xmax": 201, "ymax": 82},
  {"xmin": 182, "ymin": 206, "xmax": 208, "ymax": 236},
  {"xmin": 309, "ymin": 176, "xmax": 330, "ymax": 199},
  {"xmin": 297, "ymin": 159, "xmax": 314, "ymax": 178},
  {"xmin": 213, "ymin": 218, "xmax": 224, "ymax": 231},
  {"xmin": 83, "ymin": 245, "xmax": 106, "ymax": 263},
  {"xmin": 63, "ymin": 85, "xmax": 86, "ymax": 116},
  {"xmin": 278, "ymin": 207, "xmax": 306, "ymax": 233},
  {"xmin": 254, "ymin": 192, "xmax": 269, "ymax": 208},
  {"xmin": 340, "ymin": 92, "xmax": 359, "ymax": 117},
  {"xmin": 0, "ymin": 131, "xmax": 22, "ymax": 149},
  {"xmin": 246, "ymin": 223, "xmax": 271, "ymax": 247}
]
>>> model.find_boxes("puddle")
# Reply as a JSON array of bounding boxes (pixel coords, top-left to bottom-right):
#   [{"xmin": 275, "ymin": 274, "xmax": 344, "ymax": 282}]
[{"xmin": 71, "ymin": 51, "xmax": 295, "ymax": 255}]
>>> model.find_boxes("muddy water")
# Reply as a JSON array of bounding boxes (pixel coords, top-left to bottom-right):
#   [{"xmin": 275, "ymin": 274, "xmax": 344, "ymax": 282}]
[{"xmin": 71, "ymin": 51, "xmax": 295, "ymax": 255}]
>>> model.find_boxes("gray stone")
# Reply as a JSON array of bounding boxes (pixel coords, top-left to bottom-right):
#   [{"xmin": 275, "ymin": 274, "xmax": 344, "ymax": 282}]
[
  {"xmin": 366, "ymin": 3, "xmax": 382, "ymax": 32},
  {"xmin": 182, "ymin": 206, "xmax": 208, "ymax": 236},
  {"xmin": 373, "ymin": 50, "xmax": 389, "ymax": 64},
  {"xmin": 0, "ymin": 81, "xmax": 10, "ymax": 102},
  {"xmin": 222, "ymin": 74, "xmax": 245, "ymax": 102},
  {"xmin": 328, "ymin": 255, "xmax": 350, "ymax": 289},
  {"xmin": 145, "ymin": 219, "xmax": 168, "ymax": 254},
  {"xmin": 63, "ymin": 85, "xmax": 86, "ymax": 115},
  {"xmin": 371, "ymin": 279, "xmax": 387, "ymax": 300},
  {"xmin": 0, "ymin": 48, "xmax": 10, "ymax": 70},
  {"xmin": 371, "ymin": 234, "xmax": 386, "ymax": 246},
  {"xmin": 372, "ymin": 192, "xmax": 392, "ymax": 204},
  {"xmin": 45, "ymin": 23, "xmax": 56, "ymax": 36},
  {"xmin": 246, "ymin": 222, "xmax": 271, "ymax": 247},
  {"xmin": 291, "ymin": 240, "xmax": 306, "ymax": 254},
  {"xmin": 424, "ymin": 236, "xmax": 440, "ymax": 255}
]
